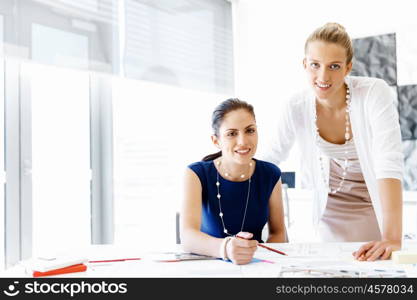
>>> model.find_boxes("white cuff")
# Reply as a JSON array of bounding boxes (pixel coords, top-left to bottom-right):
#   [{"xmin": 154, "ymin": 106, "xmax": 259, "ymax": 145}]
[{"xmin": 220, "ymin": 237, "xmax": 233, "ymax": 260}]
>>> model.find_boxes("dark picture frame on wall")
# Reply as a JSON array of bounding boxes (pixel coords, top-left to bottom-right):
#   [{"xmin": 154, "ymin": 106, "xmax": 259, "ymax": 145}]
[{"xmin": 352, "ymin": 33, "xmax": 417, "ymax": 190}]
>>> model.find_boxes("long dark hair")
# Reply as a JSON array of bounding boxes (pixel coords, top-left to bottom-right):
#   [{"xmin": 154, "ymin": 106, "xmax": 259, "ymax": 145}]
[{"xmin": 202, "ymin": 98, "xmax": 255, "ymax": 161}]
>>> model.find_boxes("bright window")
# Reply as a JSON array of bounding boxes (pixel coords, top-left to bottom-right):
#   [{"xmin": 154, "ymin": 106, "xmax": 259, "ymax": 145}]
[
  {"xmin": 26, "ymin": 63, "xmax": 91, "ymax": 255},
  {"xmin": 124, "ymin": 0, "xmax": 233, "ymax": 94},
  {"xmin": 0, "ymin": 14, "xmax": 4, "ymax": 268},
  {"xmin": 32, "ymin": 23, "xmax": 89, "ymax": 70},
  {"xmin": 112, "ymin": 78, "xmax": 228, "ymax": 249}
]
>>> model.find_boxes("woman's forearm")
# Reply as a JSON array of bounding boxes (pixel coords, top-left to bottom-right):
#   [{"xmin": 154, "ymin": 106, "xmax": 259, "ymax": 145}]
[
  {"xmin": 180, "ymin": 228, "xmax": 224, "ymax": 258},
  {"xmin": 266, "ymin": 229, "xmax": 287, "ymax": 243},
  {"xmin": 378, "ymin": 178, "xmax": 402, "ymax": 242}
]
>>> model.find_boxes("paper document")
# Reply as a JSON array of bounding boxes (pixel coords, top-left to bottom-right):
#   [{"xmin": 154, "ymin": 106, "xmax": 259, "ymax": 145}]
[{"xmin": 144, "ymin": 252, "xmax": 216, "ymax": 262}]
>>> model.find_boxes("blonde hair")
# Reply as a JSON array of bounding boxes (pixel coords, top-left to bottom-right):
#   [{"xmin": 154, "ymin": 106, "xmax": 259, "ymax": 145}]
[{"xmin": 305, "ymin": 22, "xmax": 354, "ymax": 64}]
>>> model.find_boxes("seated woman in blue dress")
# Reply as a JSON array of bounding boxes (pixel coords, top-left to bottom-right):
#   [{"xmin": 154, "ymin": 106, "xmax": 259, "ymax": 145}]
[{"xmin": 180, "ymin": 98, "xmax": 287, "ymax": 265}]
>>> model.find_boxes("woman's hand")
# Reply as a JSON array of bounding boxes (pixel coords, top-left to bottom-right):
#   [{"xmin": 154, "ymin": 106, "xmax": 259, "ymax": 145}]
[
  {"xmin": 226, "ymin": 232, "xmax": 258, "ymax": 265},
  {"xmin": 353, "ymin": 240, "xmax": 401, "ymax": 261}
]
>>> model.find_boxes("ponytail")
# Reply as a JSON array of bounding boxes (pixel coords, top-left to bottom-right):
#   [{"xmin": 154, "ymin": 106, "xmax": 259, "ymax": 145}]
[{"xmin": 202, "ymin": 151, "xmax": 222, "ymax": 161}]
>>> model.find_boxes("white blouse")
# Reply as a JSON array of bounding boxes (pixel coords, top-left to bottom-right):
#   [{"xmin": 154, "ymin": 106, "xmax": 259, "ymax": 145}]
[
  {"xmin": 266, "ymin": 76, "xmax": 404, "ymax": 231},
  {"xmin": 317, "ymin": 136, "xmax": 362, "ymax": 173}
]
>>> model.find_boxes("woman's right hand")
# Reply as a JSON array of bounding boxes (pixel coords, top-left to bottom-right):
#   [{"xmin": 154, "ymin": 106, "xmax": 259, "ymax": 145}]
[{"xmin": 226, "ymin": 232, "xmax": 258, "ymax": 265}]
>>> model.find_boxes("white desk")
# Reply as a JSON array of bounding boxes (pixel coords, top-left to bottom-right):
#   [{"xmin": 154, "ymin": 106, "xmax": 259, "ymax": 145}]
[{"xmin": 3, "ymin": 242, "xmax": 417, "ymax": 278}]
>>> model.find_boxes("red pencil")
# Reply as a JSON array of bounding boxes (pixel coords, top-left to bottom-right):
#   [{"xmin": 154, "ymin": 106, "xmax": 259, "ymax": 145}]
[
  {"xmin": 257, "ymin": 243, "xmax": 287, "ymax": 256},
  {"xmin": 236, "ymin": 235, "xmax": 287, "ymax": 256}
]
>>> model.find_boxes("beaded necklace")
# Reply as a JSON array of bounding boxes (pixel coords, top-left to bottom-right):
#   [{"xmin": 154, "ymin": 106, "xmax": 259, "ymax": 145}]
[
  {"xmin": 215, "ymin": 160, "xmax": 253, "ymax": 235},
  {"xmin": 315, "ymin": 85, "xmax": 351, "ymax": 194}
]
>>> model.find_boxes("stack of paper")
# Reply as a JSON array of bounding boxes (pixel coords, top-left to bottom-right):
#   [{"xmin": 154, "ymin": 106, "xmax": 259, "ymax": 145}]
[
  {"xmin": 392, "ymin": 250, "xmax": 417, "ymax": 264},
  {"xmin": 23, "ymin": 256, "xmax": 88, "ymax": 277}
]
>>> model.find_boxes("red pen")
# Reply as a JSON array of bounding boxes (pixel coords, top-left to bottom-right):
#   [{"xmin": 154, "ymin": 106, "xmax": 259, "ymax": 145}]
[{"xmin": 236, "ymin": 235, "xmax": 287, "ymax": 256}]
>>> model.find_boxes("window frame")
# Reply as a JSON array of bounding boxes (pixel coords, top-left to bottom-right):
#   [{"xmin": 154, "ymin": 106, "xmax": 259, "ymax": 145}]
[{"xmin": 4, "ymin": 59, "xmax": 24, "ymax": 268}]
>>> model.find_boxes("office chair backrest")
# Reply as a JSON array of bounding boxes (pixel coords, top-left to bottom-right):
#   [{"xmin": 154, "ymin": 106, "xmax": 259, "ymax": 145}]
[{"xmin": 281, "ymin": 171, "xmax": 295, "ymax": 188}]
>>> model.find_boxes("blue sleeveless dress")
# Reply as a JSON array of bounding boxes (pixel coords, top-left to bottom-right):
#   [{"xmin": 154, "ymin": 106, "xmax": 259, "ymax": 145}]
[{"xmin": 188, "ymin": 159, "xmax": 281, "ymax": 242}]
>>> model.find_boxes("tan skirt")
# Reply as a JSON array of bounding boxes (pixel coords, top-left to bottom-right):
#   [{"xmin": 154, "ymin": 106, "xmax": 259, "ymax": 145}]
[{"xmin": 318, "ymin": 159, "xmax": 381, "ymax": 242}]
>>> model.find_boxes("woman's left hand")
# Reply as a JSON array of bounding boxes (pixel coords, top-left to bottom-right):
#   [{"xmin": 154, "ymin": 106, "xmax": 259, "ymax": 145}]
[{"xmin": 352, "ymin": 240, "xmax": 401, "ymax": 261}]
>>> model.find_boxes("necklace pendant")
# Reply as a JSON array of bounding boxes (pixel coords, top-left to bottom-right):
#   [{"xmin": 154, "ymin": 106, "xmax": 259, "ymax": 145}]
[
  {"xmin": 345, "ymin": 132, "xmax": 350, "ymax": 140},
  {"xmin": 223, "ymin": 229, "xmax": 228, "ymax": 234}
]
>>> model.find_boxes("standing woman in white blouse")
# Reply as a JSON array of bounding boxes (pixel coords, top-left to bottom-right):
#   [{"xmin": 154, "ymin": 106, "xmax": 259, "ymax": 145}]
[{"xmin": 268, "ymin": 23, "xmax": 404, "ymax": 261}]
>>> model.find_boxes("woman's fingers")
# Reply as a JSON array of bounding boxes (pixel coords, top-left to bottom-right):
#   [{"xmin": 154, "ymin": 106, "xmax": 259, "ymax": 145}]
[
  {"xmin": 380, "ymin": 246, "xmax": 392, "ymax": 260},
  {"xmin": 232, "ymin": 239, "xmax": 257, "ymax": 254},
  {"xmin": 364, "ymin": 242, "xmax": 382, "ymax": 259},
  {"xmin": 229, "ymin": 252, "xmax": 254, "ymax": 265},
  {"xmin": 226, "ymin": 235, "xmax": 258, "ymax": 265},
  {"xmin": 236, "ymin": 231, "xmax": 253, "ymax": 240},
  {"xmin": 353, "ymin": 241, "xmax": 375, "ymax": 259},
  {"xmin": 235, "ymin": 239, "xmax": 258, "ymax": 249},
  {"xmin": 234, "ymin": 232, "xmax": 258, "ymax": 248},
  {"xmin": 366, "ymin": 246, "xmax": 385, "ymax": 261},
  {"xmin": 354, "ymin": 241, "xmax": 400, "ymax": 261}
]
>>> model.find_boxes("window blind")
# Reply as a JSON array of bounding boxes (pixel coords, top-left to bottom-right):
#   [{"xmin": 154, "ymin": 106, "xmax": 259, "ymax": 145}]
[{"xmin": 124, "ymin": 0, "xmax": 234, "ymax": 94}]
